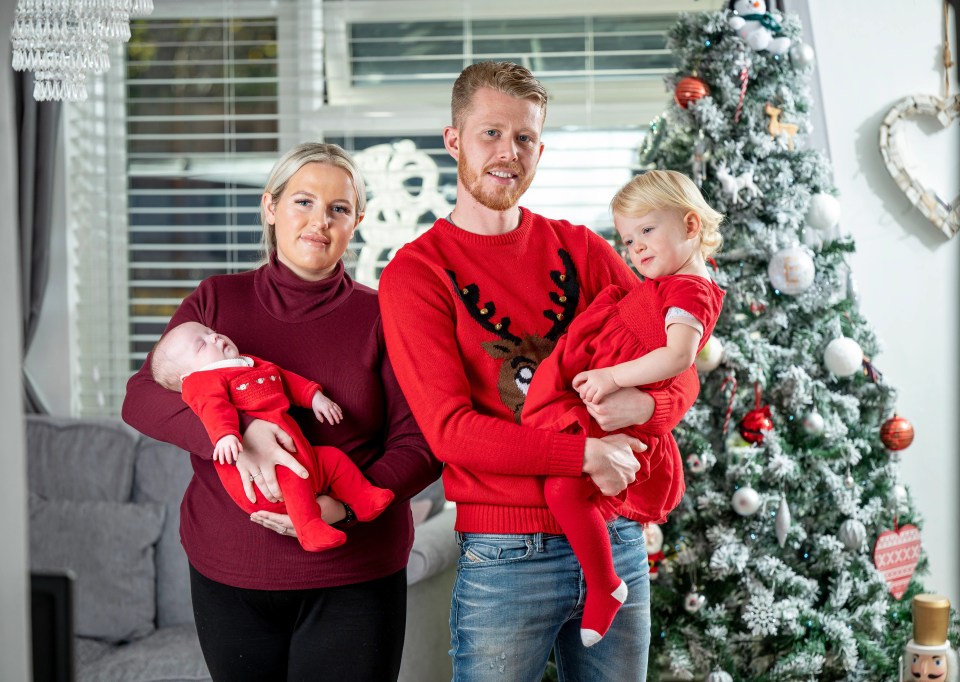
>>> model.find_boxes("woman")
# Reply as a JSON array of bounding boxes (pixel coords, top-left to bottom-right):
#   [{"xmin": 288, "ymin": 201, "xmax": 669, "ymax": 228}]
[{"xmin": 122, "ymin": 142, "xmax": 439, "ymax": 682}]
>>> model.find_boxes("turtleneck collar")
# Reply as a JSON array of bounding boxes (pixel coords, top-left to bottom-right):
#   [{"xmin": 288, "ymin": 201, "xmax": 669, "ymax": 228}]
[{"xmin": 254, "ymin": 251, "xmax": 355, "ymax": 323}]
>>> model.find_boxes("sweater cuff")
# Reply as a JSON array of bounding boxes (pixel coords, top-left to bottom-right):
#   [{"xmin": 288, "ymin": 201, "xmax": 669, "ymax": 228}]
[
  {"xmin": 546, "ymin": 433, "xmax": 587, "ymax": 477},
  {"xmin": 645, "ymin": 391, "xmax": 673, "ymax": 433}
]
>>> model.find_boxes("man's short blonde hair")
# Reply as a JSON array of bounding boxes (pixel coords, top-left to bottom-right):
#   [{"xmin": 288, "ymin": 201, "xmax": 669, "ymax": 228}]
[
  {"xmin": 451, "ymin": 61, "xmax": 548, "ymax": 128},
  {"xmin": 611, "ymin": 170, "xmax": 724, "ymax": 258}
]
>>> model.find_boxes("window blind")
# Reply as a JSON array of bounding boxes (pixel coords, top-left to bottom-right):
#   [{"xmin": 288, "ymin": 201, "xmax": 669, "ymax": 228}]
[{"xmin": 64, "ymin": 0, "xmax": 722, "ymax": 416}]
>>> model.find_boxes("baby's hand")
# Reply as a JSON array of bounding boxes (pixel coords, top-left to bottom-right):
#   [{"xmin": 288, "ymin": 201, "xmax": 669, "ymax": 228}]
[
  {"xmin": 572, "ymin": 369, "xmax": 619, "ymax": 403},
  {"xmin": 312, "ymin": 391, "xmax": 343, "ymax": 425},
  {"xmin": 214, "ymin": 435, "xmax": 242, "ymax": 464}
]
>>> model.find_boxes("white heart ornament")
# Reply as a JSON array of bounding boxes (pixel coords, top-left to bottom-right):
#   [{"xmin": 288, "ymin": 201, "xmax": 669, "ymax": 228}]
[{"xmin": 878, "ymin": 94, "xmax": 960, "ymax": 238}]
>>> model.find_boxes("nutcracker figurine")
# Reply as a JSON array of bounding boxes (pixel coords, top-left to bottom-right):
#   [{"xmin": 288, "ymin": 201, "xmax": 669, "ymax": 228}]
[{"xmin": 901, "ymin": 594, "xmax": 959, "ymax": 681}]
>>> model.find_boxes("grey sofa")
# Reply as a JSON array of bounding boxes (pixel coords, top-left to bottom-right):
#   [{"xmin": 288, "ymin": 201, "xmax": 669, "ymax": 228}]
[{"xmin": 26, "ymin": 415, "xmax": 458, "ymax": 682}]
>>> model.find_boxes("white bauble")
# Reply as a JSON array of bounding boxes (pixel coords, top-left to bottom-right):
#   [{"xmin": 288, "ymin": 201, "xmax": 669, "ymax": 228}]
[
  {"xmin": 802, "ymin": 411, "xmax": 825, "ymax": 435},
  {"xmin": 789, "ymin": 41, "xmax": 816, "ymax": 67},
  {"xmin": 768, "ymin": 246, "xmax": 815, "ymax": 295},
  {"xmin": 732, "ymin": 486, "xmax": 761, "ymax": 516},
  {"xmin": 644, "ymin": 523, "xmax": 664, "ymax": 554},
  {"xmin": 695, "ymin": 335, "xmax": 724, "ymax": 372},
  {"xmin": 686, "ymin": 453, "xmax": 707, "ymax": 474},
  {"xmin": 806, "ymin": 193, "xmax": 841, "ymax": 233},
  {"xmin": 683, "ymin": 591, "xmax": 706, "ymax": 614},
  {"xmin": 707, "ymin": 671, "xmax": 734, "ymax": 682},
  {"xmin": 839, "ymin": 519, "xmax": 866, "ymax": 550},
  {"xmin": 823, "ymin": 337, "xmax": 863, "ymax": 377}
]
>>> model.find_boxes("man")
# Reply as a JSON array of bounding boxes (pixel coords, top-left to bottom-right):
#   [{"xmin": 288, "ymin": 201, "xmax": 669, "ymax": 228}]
[{"xmin": 378, "ymin": 61, "xmax": 699, "ymax": 681}]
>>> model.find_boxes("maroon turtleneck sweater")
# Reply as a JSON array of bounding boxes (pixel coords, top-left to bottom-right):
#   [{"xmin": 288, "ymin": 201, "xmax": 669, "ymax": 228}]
[{"xmin": 122, "ymin": 254, "xmax": 439, "ymax": 589}]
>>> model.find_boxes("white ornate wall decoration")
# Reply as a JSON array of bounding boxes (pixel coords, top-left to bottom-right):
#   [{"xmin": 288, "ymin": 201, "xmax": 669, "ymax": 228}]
[
  {"xmin": 353, "ymin": 139, "xmax": 452, "ymax": 286},
  {"xmin": 878, "ymin": 94, "xmax": 960, "ymax": 238}
]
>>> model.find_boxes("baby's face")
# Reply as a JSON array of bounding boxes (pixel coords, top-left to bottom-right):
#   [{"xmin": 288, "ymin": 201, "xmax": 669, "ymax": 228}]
[{"xmin": 166, "ymin": 322, "xmax": 240, "ymax": 374}]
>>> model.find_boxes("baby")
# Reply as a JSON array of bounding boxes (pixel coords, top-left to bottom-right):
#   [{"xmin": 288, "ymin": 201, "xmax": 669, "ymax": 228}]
[
  {"xmin": 522, "ymin": 169, "xmax": 725, "ymax": 646},
  {"xmin": 151, "ymin": 321, "xmax": 394, "ymax": 552}
]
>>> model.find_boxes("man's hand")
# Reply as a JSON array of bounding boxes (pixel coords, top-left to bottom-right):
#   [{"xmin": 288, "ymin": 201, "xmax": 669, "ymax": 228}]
[
  {"xmin": 572, "ymin": 368, "xmax": 619, "ymax": 403},
  {"xmin": 582, "ymin": 434, "xmax": 646, "ymax": 496},
  {"xmin": 584, "ymin": 386, "xmax": 655, "ymax": 432},
  {"xmin": 237, "ymin": 419, "xmax": 308, "ymax": 504}
]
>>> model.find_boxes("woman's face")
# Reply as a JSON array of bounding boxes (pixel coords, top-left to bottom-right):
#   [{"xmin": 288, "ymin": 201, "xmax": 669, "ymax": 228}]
[{"xmin": 262, "ymin": 162, "xmax": 363, "ymax": 281}]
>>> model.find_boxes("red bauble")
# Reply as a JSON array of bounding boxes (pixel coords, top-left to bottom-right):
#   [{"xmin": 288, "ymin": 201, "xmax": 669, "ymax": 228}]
[
  {"xmin": 880, "ymin": 415, "xmax": 914, "ymax": 451},
  {"xmin": 674, "ymin": 76, "xmax": 710, "ymax": 109},
  {"xmin": 739, "ymin": 405, "xmax": 773, "ymax": 444}
]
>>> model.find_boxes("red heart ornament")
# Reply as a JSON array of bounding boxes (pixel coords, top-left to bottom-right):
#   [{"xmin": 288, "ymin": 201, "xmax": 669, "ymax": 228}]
[{"xmin": 872, "ymin": 524, "xmax": 921, "ymax": 600}]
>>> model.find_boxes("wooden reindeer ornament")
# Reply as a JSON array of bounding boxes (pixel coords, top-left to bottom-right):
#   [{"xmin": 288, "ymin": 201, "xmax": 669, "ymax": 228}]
[{"xmin": 764, "ymin": 102, "xmax": 799, "ymax": 149}]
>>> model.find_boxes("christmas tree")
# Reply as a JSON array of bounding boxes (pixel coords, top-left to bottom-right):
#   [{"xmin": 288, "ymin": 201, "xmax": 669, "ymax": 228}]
[{"xmin": 640, "ymin": 8, "xmax": 958, "ymax": 681}]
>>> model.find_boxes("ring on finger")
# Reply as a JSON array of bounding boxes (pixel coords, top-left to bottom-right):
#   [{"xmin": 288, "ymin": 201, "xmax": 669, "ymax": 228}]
[{"xmin": 248, "ymin": 470, "xmax": 263, "ymax": 482}]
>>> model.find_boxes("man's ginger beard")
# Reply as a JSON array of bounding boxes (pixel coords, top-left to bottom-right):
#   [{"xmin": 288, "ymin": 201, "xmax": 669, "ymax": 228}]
[{"xmin": 458, "ymin": 148, "xmax": 535, "ymax": 212}]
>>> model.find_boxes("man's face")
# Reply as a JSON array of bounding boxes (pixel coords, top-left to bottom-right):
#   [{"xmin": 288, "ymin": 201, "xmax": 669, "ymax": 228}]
[
  {"xmin": 910, "ymin": 652, "xmax": 948, "ymax": 680},
  {"xmin": 447, "ymin": 87, "xmax": 544, "ymax": 212}
]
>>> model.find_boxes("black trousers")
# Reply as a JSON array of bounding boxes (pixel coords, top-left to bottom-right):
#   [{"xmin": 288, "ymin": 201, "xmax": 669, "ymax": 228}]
[{"xmin": 189, "ymin": 564, "xmax": 407, "ymax": 682}]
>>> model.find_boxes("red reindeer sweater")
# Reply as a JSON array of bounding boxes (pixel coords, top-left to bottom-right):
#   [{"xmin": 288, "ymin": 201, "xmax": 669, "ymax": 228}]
[{"xmin": 379, "ymin": 208, "xmax": 700, "ymax": 534}]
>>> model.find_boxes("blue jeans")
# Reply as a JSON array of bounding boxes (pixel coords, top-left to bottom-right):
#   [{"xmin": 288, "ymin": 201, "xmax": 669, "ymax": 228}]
[{"xmin": 450, "ymin": 516, "xmax": 650, "ymax": 682}]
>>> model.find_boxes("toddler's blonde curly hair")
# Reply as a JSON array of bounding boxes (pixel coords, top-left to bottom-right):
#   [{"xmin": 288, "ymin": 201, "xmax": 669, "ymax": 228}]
[{"xmin": 611, "ymin": 170, "xmax": 724, "ymax": 258}]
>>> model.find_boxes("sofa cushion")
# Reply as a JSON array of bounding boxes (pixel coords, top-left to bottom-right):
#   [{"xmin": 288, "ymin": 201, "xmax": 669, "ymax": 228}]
[
  {"xmin": 29, "ymin": 494, "xmax": 165, "ymax": 643},
  {"xmin": 410, "ymin": 478, "xmax": 446, "ymax": 526},
  {"xmin": 79, "ymin": 624, "xmax": 211, "ymax": 682},
  {"xmin": 406, "ymin": 505, "xmax": 458, "ymax": 585},
  {"xmin": 133, "ymin": 437, "xmax": 195, "ymax": 628},
  {"xmin": 26, "ymin": 416, "xmax": 138, "ymax": 503}
]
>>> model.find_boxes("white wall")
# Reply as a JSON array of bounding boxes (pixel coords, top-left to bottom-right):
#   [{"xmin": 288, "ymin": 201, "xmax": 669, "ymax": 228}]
[{"xmin": 807, "ymin": 0, "xmax": 960, "ymax": 605}]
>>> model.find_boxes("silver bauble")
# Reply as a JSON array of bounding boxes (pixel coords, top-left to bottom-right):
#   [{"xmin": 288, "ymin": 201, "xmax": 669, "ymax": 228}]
[
  {"xmin": 789, "ymin": 41, "xmax": 816, "ymax": 68},
  {"xmin": 802, "ymin": 411, "xmax": 825, "ymax": 435},
  {"xmin": 888, "ymin": 484, "xmax": 908, "ymax": 511},
  {"xmin": 775, "ymin": 497, "xmax": 791, "ymax": 547},
  {"xmin": 839, "ymin": 519, "xmax": 867, "ymax": 550}
]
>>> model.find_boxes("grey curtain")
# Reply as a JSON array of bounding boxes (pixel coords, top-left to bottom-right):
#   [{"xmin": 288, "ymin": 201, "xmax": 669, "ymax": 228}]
[{"xmin": 15, "ymin": 71, "xmax": 60, "ymax": 414}]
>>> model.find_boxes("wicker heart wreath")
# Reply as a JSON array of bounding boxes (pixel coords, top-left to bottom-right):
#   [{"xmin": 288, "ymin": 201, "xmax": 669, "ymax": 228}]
[{"xmin": 878, "ymin": 94, "xmax": 960, "ymax": 239}]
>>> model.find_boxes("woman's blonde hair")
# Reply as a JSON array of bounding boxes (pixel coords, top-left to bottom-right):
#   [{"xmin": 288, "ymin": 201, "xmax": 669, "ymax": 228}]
[
  {"xmin": 611, "ymin": 170, "xmax": 724, "ymax": 258},
  {"xmin": 258, "ymin": 142, "xmax": 366, "ymax": 264},
  {"xmin": 451, "ymin": 61, "xmax": 548, "ymax": 128}
]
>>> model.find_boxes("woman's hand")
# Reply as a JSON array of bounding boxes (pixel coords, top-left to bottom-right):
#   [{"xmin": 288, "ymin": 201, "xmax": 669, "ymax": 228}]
[
  {"xmin": 236, "ymin": 419, "xmax": 309, "ymax": 504},
  {"xmin": 249, "ymin": 495, "xmax": 347, "ymax": 537}
]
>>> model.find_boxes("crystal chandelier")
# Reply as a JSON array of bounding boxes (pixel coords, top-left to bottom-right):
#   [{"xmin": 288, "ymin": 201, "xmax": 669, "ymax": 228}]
[{"xmin": 11, "ymin": 0, "xmax": 155, "ymax": 102}]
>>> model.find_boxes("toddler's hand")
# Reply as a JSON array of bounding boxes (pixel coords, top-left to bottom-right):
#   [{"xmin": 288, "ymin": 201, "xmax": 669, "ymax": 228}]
[
  {"xmin": 572, "ymin": 369, "xmax": 619, "ymax": 403},
  {"xmin": 312, "ymin": 391, "xmax": 343, "ymax": 425},
  {"xmin": 214, "ymin": 435, "xmax": 242, "ymax": 464}
]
